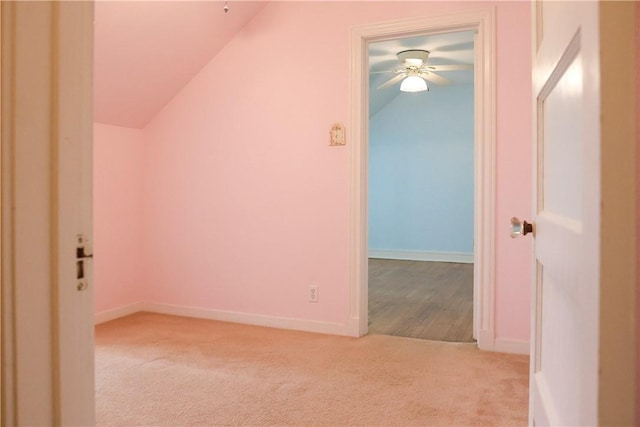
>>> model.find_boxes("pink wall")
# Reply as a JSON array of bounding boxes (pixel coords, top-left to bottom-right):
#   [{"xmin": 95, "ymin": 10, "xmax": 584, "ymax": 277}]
[
  {"xmin": 94, "ymin": 123, "xmax": 145, "ymax": 313},
  {"xmin": 140, "ymin": 2, "xmax": 532, "ymax": 341},
  {"xmin": 493, "ymin": 2, "xmax": 533, "ymax": 343}
]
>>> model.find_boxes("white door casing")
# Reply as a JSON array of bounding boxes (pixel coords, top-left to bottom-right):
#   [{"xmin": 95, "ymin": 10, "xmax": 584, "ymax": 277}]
[
  {"xmin": 530, "ymin": 1, "xmax": 638, "ymax": 425},
  {"xmin": 1, "ymin": 2, "xmax": 95, "ymax": 426},
  {"xmin": 597, "ymin": 2, "xmax": 639, "ymax": 424},
  {"xmin": 349, "ymin": 9, "xmax": 496, "ymax": 349}
]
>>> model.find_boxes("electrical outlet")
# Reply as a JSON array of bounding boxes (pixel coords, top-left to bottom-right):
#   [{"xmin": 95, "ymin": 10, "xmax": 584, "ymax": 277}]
[{"xmin": 309, "ymin": 286, "xmax": 319, "ymax": 303}]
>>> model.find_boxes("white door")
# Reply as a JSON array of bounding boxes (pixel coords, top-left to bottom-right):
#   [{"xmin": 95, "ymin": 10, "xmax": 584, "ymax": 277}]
[
  {"xmin": 1, "ymin": 2, "xmax": 95, "ymax": 425},
  {"xmin": 55, "ymin": 3, "xmax": 96, "ymax": 425},
  {"xmin": 529, "ymin": 1, "xmax": 600, "ymax": 425}
]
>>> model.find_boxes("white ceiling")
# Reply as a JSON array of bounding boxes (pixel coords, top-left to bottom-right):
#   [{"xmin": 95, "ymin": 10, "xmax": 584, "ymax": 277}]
[{"xmin": 369, "ymin": 30, "xmax": 475, "ymax": 117}]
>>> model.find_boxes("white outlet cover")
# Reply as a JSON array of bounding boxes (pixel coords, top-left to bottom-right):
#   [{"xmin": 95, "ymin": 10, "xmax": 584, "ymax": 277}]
[
  {"xmin": 309, "ymin": 286, "xmax": 319, "ymax": 302},
  {"xmin": 329, "ymin": 123, "xmax": 346, "ymax": 146}
]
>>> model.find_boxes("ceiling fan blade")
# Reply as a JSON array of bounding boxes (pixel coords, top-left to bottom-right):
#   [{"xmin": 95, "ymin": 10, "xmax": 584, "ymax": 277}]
[
  {"xmin": 370, "ymin": 69, "xmax": 404, "ymax": 75},
  {"xmin": 425, "ymin": 64, "xmax": 473, "ymax": 72},
  {"xmin": 420, "ymin": 71, "xmax": 451, "ymax": 86},
  {"xmin": 377, "ymin": 73, "xmax": 406, "ymax": 90},
  {"xmin": 435, "ymin": 41, "xmax": 475, "ymax": 52}
]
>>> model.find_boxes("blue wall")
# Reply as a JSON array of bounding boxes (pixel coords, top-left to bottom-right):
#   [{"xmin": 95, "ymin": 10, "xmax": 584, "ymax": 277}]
[{"xmin": 368, "ymin": 84, "xmax": 474, "ymax": 256}]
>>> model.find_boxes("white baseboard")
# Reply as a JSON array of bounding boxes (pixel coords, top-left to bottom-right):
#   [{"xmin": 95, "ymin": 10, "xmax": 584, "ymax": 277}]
[
  {"xmin": 493, "ymin": 338, "xmax": 530, "ymax": 355},
  {"xmin": 143, "ymin": 302, "xmax": 353, "ymax": 337},
  {"xmin": 95, "ymin": 302, "xmax": 524, "ymax": 354},
  {"xmin": 346, "ymin": 316, "xmax": 367, "ymax": 337},
  {"xmin": 476, "ymin": 330, "xmax": 529, "ymax": 355},
  {"xmin": 94, "ymin": 302, "xmax": 145, "ymax": 325},
  {"xmin": 368, "ymin": 249, "xmax": 473, "ymax": 264},
  {"xmin": 476, "ymin": 329, "xmax": 495, "ymax": 351}
]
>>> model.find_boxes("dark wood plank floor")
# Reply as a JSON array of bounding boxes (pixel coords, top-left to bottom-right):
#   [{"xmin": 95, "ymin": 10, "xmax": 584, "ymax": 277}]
[{"xmin": 368, "ymin": 259, "xmax": 474, "ymax": 342}]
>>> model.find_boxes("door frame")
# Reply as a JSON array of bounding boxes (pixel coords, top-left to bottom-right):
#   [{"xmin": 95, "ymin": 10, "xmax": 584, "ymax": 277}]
[
  {"xmin": 1, "ymin": 2, "xmax": 95, "ymax": 425},
  {"xmin": 596, "ymin": 2, "xmax": 638, "ymax": 423},
  {"xmin": 348, "ymin": 9, "xmax": 496, "ymax": 349}
]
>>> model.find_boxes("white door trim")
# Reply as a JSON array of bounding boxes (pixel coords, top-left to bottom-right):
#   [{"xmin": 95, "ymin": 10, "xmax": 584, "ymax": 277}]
[
  {"xmin": 347, "ymin": 9, "xmax": 497, "ymax": 351},
  {"xmin": 1, "ymin": 2, "xmax": 95, "ymax": 425}
]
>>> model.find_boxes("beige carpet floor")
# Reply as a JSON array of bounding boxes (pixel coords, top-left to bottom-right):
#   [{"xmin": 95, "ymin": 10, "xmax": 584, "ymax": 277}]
[{"xmin": 95, "ymin": 312, "xmax": 529, "ymax": 426}]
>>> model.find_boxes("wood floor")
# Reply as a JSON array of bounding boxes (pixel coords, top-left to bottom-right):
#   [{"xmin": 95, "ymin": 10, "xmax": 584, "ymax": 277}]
[{"xmin": 368, "ymin": 259, "xmax": 474, "ymax": 342}]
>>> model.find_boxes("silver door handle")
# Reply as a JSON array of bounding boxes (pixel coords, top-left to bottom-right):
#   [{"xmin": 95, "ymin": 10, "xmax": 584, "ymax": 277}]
[{"xmin": 76, "ymin": 235, "xmax": 92, "ymax": 291}]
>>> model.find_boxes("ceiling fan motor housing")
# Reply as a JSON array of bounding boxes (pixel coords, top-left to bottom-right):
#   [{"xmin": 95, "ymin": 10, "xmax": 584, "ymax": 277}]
[{"xmin": 397, "ymin": 49, "xmax": 430, "ymax": 67}]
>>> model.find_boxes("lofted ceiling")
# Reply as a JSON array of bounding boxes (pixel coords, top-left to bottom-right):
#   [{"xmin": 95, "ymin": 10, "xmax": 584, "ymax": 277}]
[
  {"xmin": 94, "ymin": 3, "xmax": 474, "ymax": 129},
  {"xmin": 369, "ymin": 30, "xmax": 475, "ymax": 117},
  {"xmin": 94, "ymin": 1, "xmax": 267, "ymax": 129}
]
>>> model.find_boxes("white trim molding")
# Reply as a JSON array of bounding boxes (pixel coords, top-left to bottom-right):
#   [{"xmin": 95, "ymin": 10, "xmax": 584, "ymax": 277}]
[
  {"xmin": 94, "ymin": 302, "xmax": 146, "ymax": 325},
  {"xmin": 95, "ymin": 302, "xmax": 530, "ymax": 355},
  {"xmin": 349, "ymin": 9, "xmax": 497, "ymax": 348},
  {"xmin": 141, "ymin": 303, "xmax": 350, "ymax": 337},
  {"xmin": 494, "ymin": 339, "xmax": 530, "ymax": 355},
  {"xmin": 368, "ymin": 250, "xmax": 473, "ymax": 264},
  {"xmin": 1, "ymin": 3, "xmax": 96, "ymax": 425}
]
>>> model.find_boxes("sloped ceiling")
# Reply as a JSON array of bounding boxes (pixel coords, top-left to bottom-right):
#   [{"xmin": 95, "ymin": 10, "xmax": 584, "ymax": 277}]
[
  {"xmin": 94, "ymin": 1, "xmax": 267, "ymax": 129},
  {"xmin": 369, "ymin": 31, "xmax": 475, "ymax": 117},
  {"xmin": 94, "ymin": 4, "xmax": 473, "ymax": 129}
]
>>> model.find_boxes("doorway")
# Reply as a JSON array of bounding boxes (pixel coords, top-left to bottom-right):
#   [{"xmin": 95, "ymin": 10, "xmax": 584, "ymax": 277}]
[
  {"xmin": 348, "ymin": 9, "xmax": 497, "ymax": 351},
  {"xmin": 366, "ymin": 31, "xmax": 475, "ymax": 342}
]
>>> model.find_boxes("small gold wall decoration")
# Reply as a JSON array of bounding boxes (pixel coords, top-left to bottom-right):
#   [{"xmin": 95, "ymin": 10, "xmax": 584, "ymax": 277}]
[{"xmin": 329, "ymin": 123, "xmax": 346, "ymax": 146}]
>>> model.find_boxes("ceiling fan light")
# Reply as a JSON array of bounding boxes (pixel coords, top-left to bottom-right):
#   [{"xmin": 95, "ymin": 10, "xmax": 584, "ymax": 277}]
[{"xmin": 400, "ymin": 75, "xmax": 428, "ymax": 92}]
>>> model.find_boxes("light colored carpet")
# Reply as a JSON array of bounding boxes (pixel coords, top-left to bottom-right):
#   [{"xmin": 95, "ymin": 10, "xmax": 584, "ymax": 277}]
[{"xmin": 95, "ymin": 312, "xmax": 529, "ymax": 426}]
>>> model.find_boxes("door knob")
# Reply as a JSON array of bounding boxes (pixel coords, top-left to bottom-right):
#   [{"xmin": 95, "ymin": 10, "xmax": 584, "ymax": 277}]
[{"xmin": 510, "ymin": 217, "xmax": 533, "ymax": 238}]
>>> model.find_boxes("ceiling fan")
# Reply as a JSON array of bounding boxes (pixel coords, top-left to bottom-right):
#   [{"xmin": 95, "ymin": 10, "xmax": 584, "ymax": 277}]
[{"xmin": 372, "ymin": 49, "xmax": 472, "ymax": 92}]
